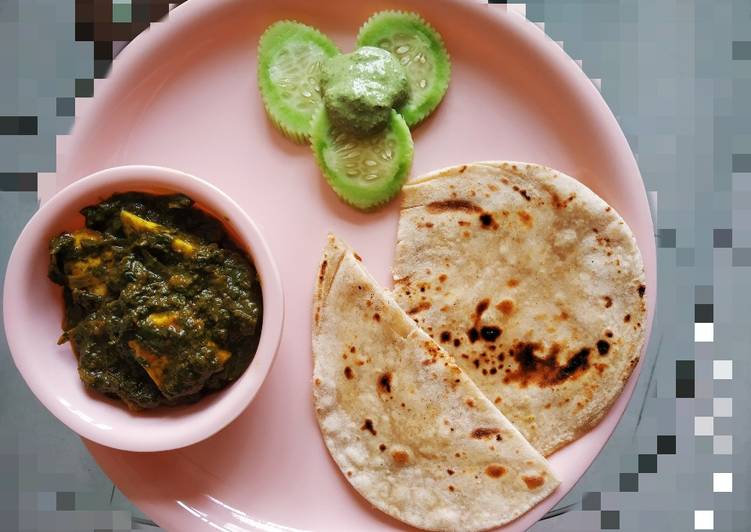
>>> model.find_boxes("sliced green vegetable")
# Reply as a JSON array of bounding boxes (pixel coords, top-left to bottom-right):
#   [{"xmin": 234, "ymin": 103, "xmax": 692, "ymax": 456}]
[
  {"xmin": 257, "ymin": 21, "xmax": 340, "ymax": 143},
  {"xmin": 311, "ymin": 107, "xmax": 413, "ymax": 210},
  {"xmin": 357, "ymin": 11, "xmax": 451, "ymax": 127}
]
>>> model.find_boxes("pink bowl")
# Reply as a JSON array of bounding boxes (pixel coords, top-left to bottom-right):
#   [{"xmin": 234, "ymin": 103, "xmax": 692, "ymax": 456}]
[{"xmin": 3, "ymin": 165, "xmax": 284, "ymax": 452}]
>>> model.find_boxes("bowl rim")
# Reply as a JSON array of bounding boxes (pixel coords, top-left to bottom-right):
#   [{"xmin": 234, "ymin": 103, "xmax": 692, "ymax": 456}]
[{"xmin": 3, "ymin": 165, "xmax": 284, "ymax": 452}]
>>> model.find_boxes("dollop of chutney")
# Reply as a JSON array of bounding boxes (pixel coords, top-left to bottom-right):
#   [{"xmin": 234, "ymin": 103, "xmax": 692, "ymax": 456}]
[
  {"xmin": 48, "ymin": 192, "xmax": 262, "ymax": 410},
  {"xmin": 321, "ymin": 46, "xmax": 409, "ymax": 136}
]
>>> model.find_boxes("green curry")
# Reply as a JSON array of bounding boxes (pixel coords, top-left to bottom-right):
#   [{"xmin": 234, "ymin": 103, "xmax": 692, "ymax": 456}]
[{"xmin": 48, "ymin": 192, "xmax": 262, "ymax": 410}]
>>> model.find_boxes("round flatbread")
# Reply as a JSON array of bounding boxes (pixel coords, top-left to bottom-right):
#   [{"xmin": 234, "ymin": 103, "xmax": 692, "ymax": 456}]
[
  {"xmin": 392, "ymin": 162, "xmax": 647, "ymax": 456},
  {"xmin": 313, "ymin": 235, "xmax": 559, "ymax": 531}
]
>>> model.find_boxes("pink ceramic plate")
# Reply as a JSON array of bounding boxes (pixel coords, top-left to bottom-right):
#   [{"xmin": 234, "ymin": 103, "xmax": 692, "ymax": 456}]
[{"xmin": 54, "ymin": 0, "xmax": 656, "ymax": 530}]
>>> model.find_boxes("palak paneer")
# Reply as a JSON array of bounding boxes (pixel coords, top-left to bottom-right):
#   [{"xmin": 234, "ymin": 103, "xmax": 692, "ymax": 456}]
[{"xmin": 48, "ymin": 192, "xmax": 262, "ymax": 410}]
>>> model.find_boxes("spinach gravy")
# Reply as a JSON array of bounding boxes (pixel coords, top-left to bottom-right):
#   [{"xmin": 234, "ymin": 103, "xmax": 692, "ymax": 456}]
[{"xmin": 48, "ymin": 192, "xmax": 262, "ymax": 410}]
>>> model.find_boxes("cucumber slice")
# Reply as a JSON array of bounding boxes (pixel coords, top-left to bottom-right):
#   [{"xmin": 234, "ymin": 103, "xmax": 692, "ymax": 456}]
[
  {"xmin": 311, "ymin": 107, "xmax": 413, "ymax": 210},
  {"xmin": 257, "ymin": 21, "xmax": 340, "ymax": 143},
  {"xmin": 357, "ymin": 11, "xmax": 451, "ymax": 127}
]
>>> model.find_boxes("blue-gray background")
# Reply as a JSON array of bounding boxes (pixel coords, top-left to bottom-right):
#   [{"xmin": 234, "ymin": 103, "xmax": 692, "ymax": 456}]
[{"xmin": 1, "ymin": 0, "xmax": 748, "ymax": 530}]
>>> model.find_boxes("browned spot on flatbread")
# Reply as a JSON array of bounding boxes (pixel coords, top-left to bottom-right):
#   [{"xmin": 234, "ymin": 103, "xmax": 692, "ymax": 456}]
[
  {"xmin": 479, "ymin": 212, "xmax": 498, "ymax": 229},
  {"xmin": 447, "ymin": 468, "xmax": 455, "ymax": 475},
  {"xmin": 597, "ymin": 340, "xmax": 610, "ymax": 355},
  {"xmin": 391, "ymin": 450, "xmax": 409, "ymax": 465},
  {"xmin": 472, "ymin": 427, "xmax": 501, "ymax": 439},
  {"xmin": 476, "ymin": 299, "xmax": 490, "ymax": 317},
  {"xmin": 344, "ymin": 366, "xmax": 354, "ymax": 379},
  {"xmin": 378, "ymin": 372, "xmax": 392, "ymax": 393},
  {"xmin": 408, "ymin": 301, "xmax": 431, "ymax": 314},
  {"xmin": 522, "ymin": 475, "xmax": 545, "ymax": 490},
  {"xmin": 638, "ymin": 284, "xmax": 646, "ymax": 298},
  {"xmin": 361, "ymin": 419, "xmax": 376, "ymax": 435},
  {"xmin": 459, "ymin": 165, "xmax": 468, "ymax": 173},
  {"xmin": 496, "ymin": 299, "xmax": 515, "ymax": 315},
  {"xmin": 439, "ymin": 274, "xmax": 447, "ymax": 282},
  {"xmin": 440, "ymin": 331, "xmax": 452, "ymax": 343},
  {"xmin": 353, "ymin": 252, "xmax": 362, "ymax": 261},
  {"xmin": 427, "ymin": 200, "xmax": 482, "ymax": 213},
  {"xmin": 379, "ymin": 444, "xmax": 386, "ymax": 451},
  {"xmin": 517, "ymin": 211, "xmax": 533, "ymax": 226},
  {"xmin": 318, "ymin": 260, "xmax": 327, "ymax": 282},
  {"xmin": 480, "ymin": 326, "xmax": 502, "ymax": 342},
  {"xmin": 502, "ymin": 342, "xmax": 594, "ymax": 387},
  {"xmin": 624, "ymin": 314, "xmax": 631, "ymax": 322},
  {"xmin": 373, "ymin": 313, "xmax": 380, "ymax": 322},
  {"xmin": 603, "ymin": 296, "xmax": 613, "ymax": 308},
  {"xmin": 485, "ymin": 464, "xmax": 507, "ymax": 478},
  {"xmin": 551, "ymin": 191, "xmax": 576, "ymax": 209}
]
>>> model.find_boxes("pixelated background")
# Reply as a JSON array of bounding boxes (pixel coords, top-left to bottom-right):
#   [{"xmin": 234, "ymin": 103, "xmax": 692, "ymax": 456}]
[{"xmin": 0, "ymin": 0, "xmax": 749, "ymax": 530}]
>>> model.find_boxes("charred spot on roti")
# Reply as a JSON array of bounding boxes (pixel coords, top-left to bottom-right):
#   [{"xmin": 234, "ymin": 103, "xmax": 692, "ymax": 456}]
[
  {"xmin": 408, "ymin": 301, "xmax": 431, "ymax": 314},
  {"xmin": 353, "ymin": 252, "xmax": 362, "ymax": 261},
  {"xmin": 522, "ymin": 475, "xmax": 545, "ymax": 490},
  {"xmin": 373, "ymin": 313, "xmax": 381, "ymax": 322},
  {"xmin": 479, "ymin": 212, "xmax": 497, "ymax": 229},
  {"xmin": 472, "ymin": 427, "xmax": 501, "ymax": 439},
  {"xmin": 440, "ymin": 331, "xmax": 452, "ymax": 343},
  {"xmin": 507, "ymin": 279, "xmax": 519, "ymax": 288},
  {"xmin": 439, "ymin": 274, "xmax": 447, "ymax": 282},
  {"xmin": 426, "ymin": 199, "xmax": 482, "ymax": 213},
  {"xmin": 453, "ymin": 338, "xmax": 461, "ymax": 347},
  {"xmin": 480, "ymin": 326, "xmax": 502, "ymax": 342},
  {"xmin": 468, "ymin": 328, "xmax": 480, "ymax": 343},
  {"xmin": 475, "ymin": 299, "xmax": 490, "ymax": 317},
  {"xmin": 605, "ymin": 329, "xmax": 614, "ymax": 338},
  {"xmin": 318, "ymin": 260, "xmax": 328, "ymax": 282},
  {"xmin": 502, "ymin": 342, "xmax": 594, "ymax": 387},
  {"xmin": 379, "ymin": 444, "xmax": 386, "ymax": 452},
  {"xmin": 602, "ymin": 296, "xmax": 613, "ymax": 308},
  {"xmin": 465, "ymin": 398, "xmax": 475, "ymax": 407},
  {"xmin": 361, "ymin": 419, "xmax": 377, "ymax": 435},
  {"xmin": 485, "ymin": 464, "xmax": 507, "ymax": 478},
  {"xmin": 596, "ymin": 340, "xmax": 610, "ymax": 355},
  {"xmin": 557, "ymin": 348, "xmax": 591, "ymax": 381},
  {"xmin": 638, "ymin": 284, "xmax": 646, "ymax": 298},
  {"xmin": 344, "ymin": 366, "xmax": 354, "ymax": 379},
  {"xmin": 517, "ymin": 211, "xmax": 533, "ymax": 226},
  {"xmin": 378, "ymin": 372, "xmax": 392, "ymax": 393},
  {"xmin": 391, "ymin": 450, "xmax": 409, "ymax": 465},
  {"xmin": 447, "ymin": 468, "xmax": 455, "ymax": 475},
  {"xmin": 496, "ymin": 299, "xmax": 515, "ymax": 315},
  {"xmin": 448, "ymin": 485, "xmax": 455, "ymax": 492},
  {"xmin": 511, "ymin": 185, "xmax": 532, "ymax": 201},
  {"xmin": 624, "ymin": 314, "xmax": 631, "ymax": 323},
  {"xmin": 459, "ymin": 165, "xmax": 468, "ymax": 174}
]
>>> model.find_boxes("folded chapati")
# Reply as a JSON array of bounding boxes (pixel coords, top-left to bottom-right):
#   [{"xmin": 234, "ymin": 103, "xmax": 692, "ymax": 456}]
[
  {"xmin": 392, "ymin": 162, "xmax": 647, "ymax": 456},
  {"xmin": 312, "ymin": 234, "xmax": 559, "ymax": 532}
]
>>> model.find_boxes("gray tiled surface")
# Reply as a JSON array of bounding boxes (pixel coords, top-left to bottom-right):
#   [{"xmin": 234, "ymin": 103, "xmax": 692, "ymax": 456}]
[{"xmin": 1, "ymin": 0, "xmax": 749, "ymax": 530}]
